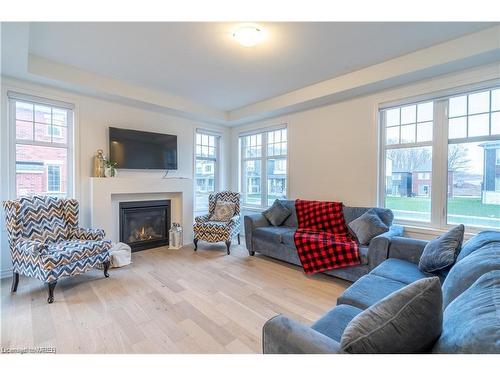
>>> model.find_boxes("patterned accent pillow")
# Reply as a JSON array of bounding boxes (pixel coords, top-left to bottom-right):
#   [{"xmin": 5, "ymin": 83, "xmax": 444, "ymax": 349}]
[{"xmin": 210, "ymin": 201, "xmax": 236, "ymax": 222}]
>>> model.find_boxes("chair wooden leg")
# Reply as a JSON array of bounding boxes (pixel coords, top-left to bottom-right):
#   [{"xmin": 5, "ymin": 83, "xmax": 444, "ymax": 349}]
[
  {"xmin": 103, "ymin": 261, "xmax": 110, "ymax": 278},
  {"xmin": 237, "ymin": 233, "xmax": 241, "ymax": 245},
  {"xmin": 11, "ymin": 272, "xmax": 19, "ymax": 293},
  {"xmin": 193, "ymin": 238, "xmax": 198, "ymax": 251},
  {"xmin": 47, "ymin": 281, "xmax": 57, "ymax": 304},
  {"xmin": 225, "ymin": 241, "xmax": 231, "ymax": 255}
]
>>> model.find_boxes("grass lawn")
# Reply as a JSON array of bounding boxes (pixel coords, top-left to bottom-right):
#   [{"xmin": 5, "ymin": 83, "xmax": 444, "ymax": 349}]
[{"xmin": 386, "ymin": 196, "xmax": 500, "ymax": 218}]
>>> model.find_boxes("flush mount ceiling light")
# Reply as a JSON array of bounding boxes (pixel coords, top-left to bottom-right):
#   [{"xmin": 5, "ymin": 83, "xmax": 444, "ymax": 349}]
[{"xmin": 232, "ymin": 25, "xmax": 265, "ymax": 47}]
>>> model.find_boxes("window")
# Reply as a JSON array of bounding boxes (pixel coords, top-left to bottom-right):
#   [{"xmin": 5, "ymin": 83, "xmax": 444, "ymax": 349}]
[
  {"xmin": 380, "ymin": 87, "xmax": 500, "ymax": 230},
  {"xmin": 10, "ymin": 93, "xmax": 73, "ymax": 198},
  {"xmin": 195, "ymin": 131, "xmax": 220, "ymax": 212},
  {"xmin": 47, "ymin": 165, "xmax": 61, "ymax": 192},
  {"xmin": 240, "ymin": 127, "xmax": 287, "ymax": 207}
]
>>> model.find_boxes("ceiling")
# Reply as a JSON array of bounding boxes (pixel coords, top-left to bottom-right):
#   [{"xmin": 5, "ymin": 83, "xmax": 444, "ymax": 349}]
[{"xmin": 15, "ymin": 22, "xmax": 495, "ymax": 111}]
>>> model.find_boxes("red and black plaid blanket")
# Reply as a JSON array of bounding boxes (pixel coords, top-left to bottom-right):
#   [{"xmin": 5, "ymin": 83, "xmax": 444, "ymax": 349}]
[{"xmin": 294, "ymin": 199, "xmax": 360, "ymax": 274}]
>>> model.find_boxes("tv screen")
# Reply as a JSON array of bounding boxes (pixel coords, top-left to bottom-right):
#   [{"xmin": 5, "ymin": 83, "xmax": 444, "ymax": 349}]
[{"xmin": 109, "ymin": 127, "xmax": 178, "ymax": 170}]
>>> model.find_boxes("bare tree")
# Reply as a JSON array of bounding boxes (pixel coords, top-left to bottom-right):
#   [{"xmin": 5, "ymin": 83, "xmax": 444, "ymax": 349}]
[
  {"xmin": 448, "ymin": 144, "xmax": 470, "ymax": 171},
  {"xmin": 387, "ymin": 148, "xmax": 431, "ymax": 171}
]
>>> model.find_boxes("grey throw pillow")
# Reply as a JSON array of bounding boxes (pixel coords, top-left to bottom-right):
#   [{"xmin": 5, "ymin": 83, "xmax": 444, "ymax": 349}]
[
  {"xmin": 348, "ymin": 209, "xmax": 389, "ymax": 245},
  {"xmin": 418, "ymin": 225, "xmax": 465, "ymax": 273},
  {"xmin": 341, "ymin": 277, "xmax": 442, "ymax": 353},
  {"xmin": 263, "ymin": 199, "xmax": 292, "ymax": 226}
]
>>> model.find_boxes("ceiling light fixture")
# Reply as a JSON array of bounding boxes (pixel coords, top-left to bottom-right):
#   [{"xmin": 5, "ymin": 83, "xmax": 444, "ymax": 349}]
[{"xmin": 232, "ymin": 25, "xmax": 265, "ymax": 47}]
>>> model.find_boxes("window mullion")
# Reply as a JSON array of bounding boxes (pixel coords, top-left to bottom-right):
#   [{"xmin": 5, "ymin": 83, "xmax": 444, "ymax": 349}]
[{"xmin": 431, "ymin": 100, "xmax": 449, "ymax": 229}]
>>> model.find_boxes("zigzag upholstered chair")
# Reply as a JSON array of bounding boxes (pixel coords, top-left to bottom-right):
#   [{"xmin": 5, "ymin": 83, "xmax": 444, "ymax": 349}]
[
  {"xmin": 3, "ymin": 195, "xmax": 112, "ymax": 303},
  {"xmin": 193, "ymin": 191, "xmax": 241, "ymax": 255}
]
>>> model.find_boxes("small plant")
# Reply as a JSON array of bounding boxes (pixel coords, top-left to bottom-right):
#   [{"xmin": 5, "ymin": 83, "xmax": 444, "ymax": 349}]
[{"xmin": 104, "ymin": 158, "xmax": 118, "ymax": 177}]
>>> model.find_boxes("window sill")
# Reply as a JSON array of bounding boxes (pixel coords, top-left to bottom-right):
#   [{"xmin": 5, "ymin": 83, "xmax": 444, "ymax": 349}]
[{"xmin": 401, "ymin": 224, "xmax": 480, "ymax": 241}]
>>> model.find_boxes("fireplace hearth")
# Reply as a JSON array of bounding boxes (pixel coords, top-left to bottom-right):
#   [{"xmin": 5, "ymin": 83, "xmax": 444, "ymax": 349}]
[{"xmin": 119, "ymin": 200, "xmax": 171, "ymax": 252}]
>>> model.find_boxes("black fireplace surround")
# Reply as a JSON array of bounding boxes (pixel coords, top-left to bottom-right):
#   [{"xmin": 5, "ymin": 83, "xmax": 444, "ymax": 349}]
[{"xmin": 119, "ymin": 200, "xmax": 171, "ymax": 252}]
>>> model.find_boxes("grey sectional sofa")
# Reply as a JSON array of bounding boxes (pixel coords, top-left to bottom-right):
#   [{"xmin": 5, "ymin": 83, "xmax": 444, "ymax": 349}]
[
  {"xmin": 244, "ymin": 200, "xmax": 404, "ymax": 282},
  {"xmin": 262, "ymin": 230, "xmax": 500, "ymax": 354}
]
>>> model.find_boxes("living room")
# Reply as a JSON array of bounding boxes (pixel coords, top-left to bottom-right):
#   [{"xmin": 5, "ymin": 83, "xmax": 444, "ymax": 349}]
[{"xmin": 1, "ymin": 0, "xmax": 499, "ymax": 372}]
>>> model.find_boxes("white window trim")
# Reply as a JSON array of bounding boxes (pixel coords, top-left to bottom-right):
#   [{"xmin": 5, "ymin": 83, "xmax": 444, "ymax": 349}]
[
  {"xmin": 239, "ymin": 125, "xmax": 288, "ymax": 209},
  {"xmin": 378, "ymin": 84, "xmax": 500, "ymax": 233},
  {"xmin": 8, "ymin": 91, "xmax": 75, "ymax": 199}
]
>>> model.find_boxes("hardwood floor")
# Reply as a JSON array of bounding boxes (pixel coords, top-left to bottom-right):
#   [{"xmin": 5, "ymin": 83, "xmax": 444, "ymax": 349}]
[{"xmin": 1, "ymin": 242, "xmax": 350, "ymax": 353}]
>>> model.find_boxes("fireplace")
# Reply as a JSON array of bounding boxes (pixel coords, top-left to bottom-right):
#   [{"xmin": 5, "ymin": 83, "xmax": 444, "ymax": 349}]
[{"xmin": 119, "ymin": 200, "xmax": 171, "ymax": 252}]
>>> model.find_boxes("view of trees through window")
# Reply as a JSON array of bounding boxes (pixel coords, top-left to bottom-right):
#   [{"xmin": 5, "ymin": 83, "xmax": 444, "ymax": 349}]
[{"xmin": 382, "ymin": 87, "xmax": 500, "ymax": 229}]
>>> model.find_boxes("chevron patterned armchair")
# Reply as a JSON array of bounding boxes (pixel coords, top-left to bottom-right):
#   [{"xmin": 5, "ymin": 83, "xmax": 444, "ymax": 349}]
[
  {"xmin": 193, "ymin": 191, "xmax": 241, "ymax": 255},
  {"xmin": 3, "ymin": 195, "xmax": 112, "ymax": 303}
]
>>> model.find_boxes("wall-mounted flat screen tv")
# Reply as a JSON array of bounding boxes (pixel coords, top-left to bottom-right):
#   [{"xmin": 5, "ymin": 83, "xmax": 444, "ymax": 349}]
[{"xmin": 109, "ymin": 127, "xmax": 178, "ymax": 170}]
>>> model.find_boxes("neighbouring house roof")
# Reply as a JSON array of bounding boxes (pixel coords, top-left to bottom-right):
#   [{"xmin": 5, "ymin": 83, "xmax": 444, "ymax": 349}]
[{"xmin": 479, "ymin": 140, "xmax": 500, "ymax": 150}]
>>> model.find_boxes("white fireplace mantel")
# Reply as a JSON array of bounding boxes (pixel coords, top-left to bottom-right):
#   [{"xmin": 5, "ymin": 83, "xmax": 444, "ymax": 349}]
[{"xmin": 89, "ymin": 177, "xmax": 193, "ymax": 244}]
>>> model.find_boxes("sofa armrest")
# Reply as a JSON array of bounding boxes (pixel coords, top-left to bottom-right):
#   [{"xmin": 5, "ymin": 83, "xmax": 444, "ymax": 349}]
[
  {"xmin": 388, "ymin": 236, "xmax": 428, "ymax": 264},
  {"xmin": 244, "ymin": 214, "xmax": 270, "ymax": 250},
  {"xmin": 70, "ymin": 227, "xmax": 106, "ymax": 241},
  {"xmin": 263, "ymin": 315, "xmax": 341, "ymax": 354},
  {"xmin": 367, "ymin": 225, "xmax": 404, "ymax": 269}
]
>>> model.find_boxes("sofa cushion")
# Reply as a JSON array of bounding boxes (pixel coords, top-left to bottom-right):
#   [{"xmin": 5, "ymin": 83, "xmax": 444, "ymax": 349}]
[
  {"xmin": 433, "ymin": 270, "xmax": 500, "ymax": 354},
  {"xmin": 348, "ymin": 209, "xmax": 388, "ymax": 245},
  {"xmin": 311, "ymin": 304, "xmax": 363, "ymax": 342},
  {"xmin": 341, "ymin": 277, "xmax": 442, "ymax": 353},
  {"xmin": 371, "ymin": 258, "xmax": 435, "ymax": 285},
  {"xmin": 263, "ymin": 199, "xmax": 292, "ymax": 226},
  {"xmin": 456, "ymin": 230, "xmax": 500, "ymax": 263},
  {"xmin": 282, "ymin": 229, "xmax": 296, "ymax": 248},
  {"xmin": 253, "ymin": 227, "xmax": 294, "ymax": 244},
  {"xmin": 441, "ymin": 244, "xmax": 500, "ymax": 308},
  {"xmin": 418, "ymin": 225, "xmax": 464, "ymax": 273},
  {"xmin": 337, "ymin": 274, "xmax": 407, "ymax": 310}
]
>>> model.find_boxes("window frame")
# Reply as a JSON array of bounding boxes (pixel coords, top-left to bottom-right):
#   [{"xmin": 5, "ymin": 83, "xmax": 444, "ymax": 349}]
[
  {"xmin": 239, "ymin": 125, "xmax": 288, "ymax": 209},
  {"xmin": 8, "ymin": 92, "xmax": 75, "ymax": 199},
  {"xmin": 378, "ymin": 84, "xmax": 500, "ymax": 232},
  {"xmin": 194, "ymin": 129, "xmax": 221, "ymax": 213}
]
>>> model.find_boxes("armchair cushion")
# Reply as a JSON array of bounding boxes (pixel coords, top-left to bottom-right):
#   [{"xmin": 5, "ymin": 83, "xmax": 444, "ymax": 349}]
[
  {"xmin": 70, "ymin": 227, "xmax": 105, "ymax": 241},
  {"xmin": 43, "ymin": 239, "xmax": 112, "ymax": 270}
]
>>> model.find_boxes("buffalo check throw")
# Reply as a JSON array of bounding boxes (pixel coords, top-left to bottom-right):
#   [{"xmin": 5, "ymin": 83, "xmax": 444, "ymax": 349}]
[{"xmin": 294, "ymin": 200, "xmax": 360, "ymax": 274}]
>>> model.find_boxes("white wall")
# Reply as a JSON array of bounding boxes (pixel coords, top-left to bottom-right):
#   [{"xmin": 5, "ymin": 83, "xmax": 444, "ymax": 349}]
[
  {"xmin": 0, "ymin": 77, "xmax": 231, "ymax": 276},
  {"xmin": 230, "ymin": 63, "xmax": 500, "ymax": 239}
]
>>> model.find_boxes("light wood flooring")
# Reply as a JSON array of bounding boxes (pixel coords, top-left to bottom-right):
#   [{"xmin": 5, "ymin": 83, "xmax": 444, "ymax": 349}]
[{"xmin": 1, "ymin": 242, "xmax": 350, "ymax": 353}]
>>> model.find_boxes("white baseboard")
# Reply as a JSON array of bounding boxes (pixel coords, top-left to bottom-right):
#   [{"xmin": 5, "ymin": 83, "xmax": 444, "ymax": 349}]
[{"xmin": 1, "ymin": 267, "xmax": 13, "ymax": 279}]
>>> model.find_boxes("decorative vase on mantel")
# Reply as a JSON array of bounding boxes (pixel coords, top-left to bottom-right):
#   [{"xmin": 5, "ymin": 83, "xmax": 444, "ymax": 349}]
[{"xmin": 93, "ymin": 149, "xmax": 105, "ymax": 177}]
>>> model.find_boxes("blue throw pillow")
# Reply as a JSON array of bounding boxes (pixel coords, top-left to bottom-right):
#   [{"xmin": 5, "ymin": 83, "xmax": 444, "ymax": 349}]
[
  {"xmin": 263, "ymin": 199, "xmax": 292, "ymax": 226},
  {"xmin": 348, "ymin": 209, "xmax": 389, "ymax": 245},
  {"xmin": 418, "ymin": 225, "xmax": 465, "ymax": 273},
  {"xmin": 341, "ymin": 277, "xmax": 442, "ymax": 353}
]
